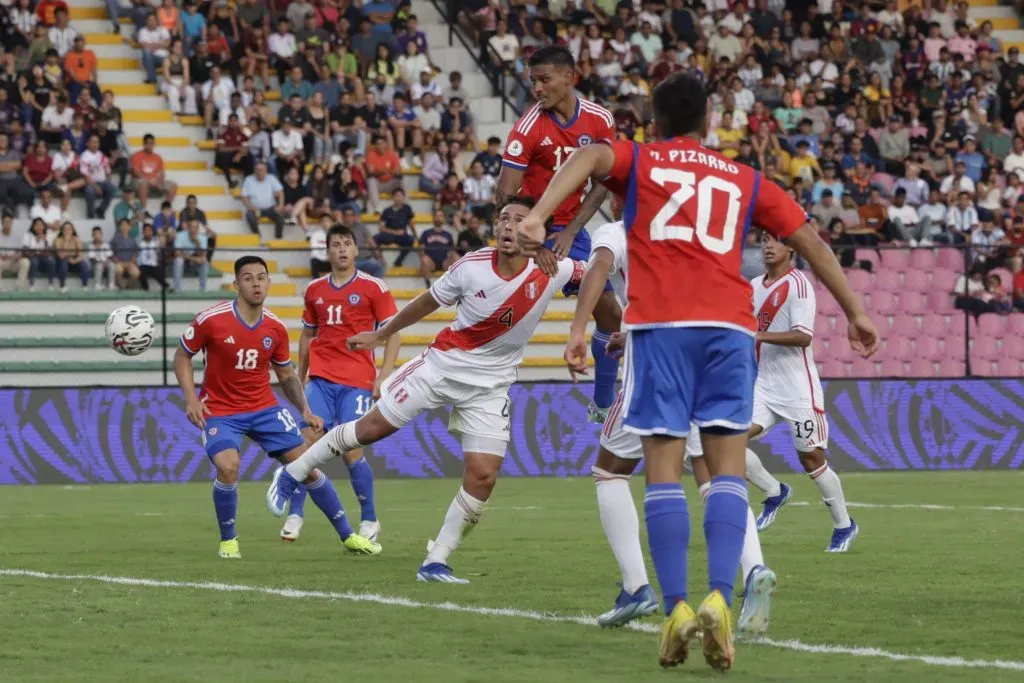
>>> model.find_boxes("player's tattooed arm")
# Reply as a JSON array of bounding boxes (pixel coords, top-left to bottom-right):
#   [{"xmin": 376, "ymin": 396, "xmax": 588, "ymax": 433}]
[
  {"xmin": 495, "ymin": 164, "xmax": 524, "ymax": 209},
  {"xmin": 348, "ymin": 292, "xmax": 441, "ymax": 351},
  {"xmin": 528, "ymin": 145, "xmax": 615, "ymax": 227},
  {"xmin": 274, "ymin": 362, "xmax": 323, "ymax": 432},
  {"xmin": 756, "ymin": 330, "xmax": 812, "ymax": 347},
  {"xmin": 554, "ymin": 184, "xmax": 609, "ymax": 258}
]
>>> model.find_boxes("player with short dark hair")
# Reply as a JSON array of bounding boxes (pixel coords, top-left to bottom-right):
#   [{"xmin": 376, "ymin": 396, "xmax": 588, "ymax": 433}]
[
  {"xmin": 497, "ymin": 45, "xmax": 622, "ymax": 424},
  {"xmin": 281, "ymin": 226, "xmax": 401, "ymax": 543},
  {"xmin": 524, "ymin": 72, "xmax": 879, "ymax": 672},
  {"xmin": 174, "ymin": 255, "xmax": 382, "ymax": 558}
]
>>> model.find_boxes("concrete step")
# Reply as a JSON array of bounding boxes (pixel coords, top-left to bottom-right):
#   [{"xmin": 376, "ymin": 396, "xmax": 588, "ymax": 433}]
[
  {"xmin": 970, "ymin": 6, "xmax": 1019, "ymax": 19},
  {"xmin": 411, "ymin": 0, "xmax": 443, "ymax": 24},
  {"xmin": 92, "ymin": 44, "xmax": 143, "ymax": 59}
]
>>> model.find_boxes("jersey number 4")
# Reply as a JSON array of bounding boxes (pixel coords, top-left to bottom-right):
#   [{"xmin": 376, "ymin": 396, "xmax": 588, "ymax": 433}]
[{"xmin": 649, "ymin": 169, "xmax": 743, "ymax": 255}]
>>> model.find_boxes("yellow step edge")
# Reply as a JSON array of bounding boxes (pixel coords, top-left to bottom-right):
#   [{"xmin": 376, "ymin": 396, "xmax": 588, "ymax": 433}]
[
  {"xmin": 223, "ymin": 282, "xmax": 295, "ymax": 296},
  {"xmin": 164, "ymin": 161, "xmax": 208, "ymax": 171},
  {"xmin": 123, "ymin": 111, "xmax": 174, "ymax": 123},
  {"xmin": 177, "ymin": 186, "xmax": 226, "ymax": 196},
  {"xmin": 216, "ymin": 234, "xmax": 261, "ymax": 247},
  {"xmin": 97, "ymin": 58, "xmax": 140, "ymax": 70},
  {"xmin": 127, "ymin": 136, "xmax": 193, "ymax": 148},
  {"xmin": 265, "ymin": 240, "xmax": 308, "ymax": 249},
  {"xmin": 989, "ymin": 17, "xmax": 1020, "ymax": 30},
  {"xmin": 82, "ymin": 33, "xmax": 125, "ymax": 45},
  {"xmin": 179, "ymin": 116, "xmax": 204, "ymax": 126},
  {"xmin": 195, "ymin": 140, "xmax": 216, "ymax": 151},
  {"xmin": 108, "ymin": 84, "xmax": 158, "ymax": 96},
  {"xmin": 213, "ymin": 258, "xmax": 278, "ymax": 273},
  {"xmin": 205, "ymin": 211, "xmax": 243, "ymax": 221}
]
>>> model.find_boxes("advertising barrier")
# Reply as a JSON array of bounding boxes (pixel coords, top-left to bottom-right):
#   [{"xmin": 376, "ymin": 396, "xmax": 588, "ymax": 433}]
[{"xmin": 2, "ymin": 379, "xmax": 1022, "ymax": 484}]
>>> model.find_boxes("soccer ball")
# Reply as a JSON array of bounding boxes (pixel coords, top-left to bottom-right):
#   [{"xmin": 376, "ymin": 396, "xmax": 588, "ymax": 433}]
[{"xmin": 105, "ymin": 305, "xmax": 155, "ymax": 357}]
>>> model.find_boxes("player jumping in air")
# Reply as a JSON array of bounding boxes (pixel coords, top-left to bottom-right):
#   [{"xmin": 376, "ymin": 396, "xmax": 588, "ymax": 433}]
[
  {"xmin": 496, "ymin": 45, "xmax": 621, "ymax": 424},
  {"xmin": 524, "ymin": 72, "xmax": 879, "ymax": 671},
  {"xmin": 569, "ymin": 201, "xmax": 776, "ymax": 636},
  {"xmin": 742, "ymin": 232, "xmax": 857, "ymax": 551},
  {"xmin": 264, "ymin": 197, "xmax": 585, "ymax": 583},
  {"xmin": 281, "ymin": 225, "xmax": 401, "ymax": 544},
  {"xmin": 174, "ymin": 256, "xmax": 382, "ymax": 559}
]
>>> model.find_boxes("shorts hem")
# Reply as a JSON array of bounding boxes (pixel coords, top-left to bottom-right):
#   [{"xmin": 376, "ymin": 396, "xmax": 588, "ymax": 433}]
[
  {"xmin": 693, "ymin": 418, "xmax": 752, "ymax": 432},
  {"xmin": 375, "ymin": 399, "xmax": 409, "ymax": 430},
  {"xmin": 622, "ymin": 425, "xmax": 690, "ymax": 438}
]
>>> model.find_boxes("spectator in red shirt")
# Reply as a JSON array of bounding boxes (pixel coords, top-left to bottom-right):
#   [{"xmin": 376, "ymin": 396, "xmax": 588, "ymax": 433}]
[
  {"xmin": 22, "ymin": 140, "xmax": 55, "ymax": 193},
  {"xmin": 36, "ymin": 0, "xmax": 67, "ymax": 26},
  {"xmin": 214, "ymin": 114, "xmax": 251, "ymax": 189},
  {"xmin": 364, "ymin": 135, "xmax": 402, "ymax": 213}
]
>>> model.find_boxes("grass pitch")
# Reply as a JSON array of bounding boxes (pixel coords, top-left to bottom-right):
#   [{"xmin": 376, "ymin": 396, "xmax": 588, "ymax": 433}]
[{"xmin": 1, "ymin": 473, "xmax": 1023, "ymax": 683}]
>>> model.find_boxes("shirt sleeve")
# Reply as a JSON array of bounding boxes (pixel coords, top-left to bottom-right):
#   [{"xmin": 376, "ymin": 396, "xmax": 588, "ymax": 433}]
[
  {"xmin": 371, "ymin": 286, "xmax": 399, "ymax": 328},
  {"xmin": 301, "ymin": 282, "xmax": 318, "ymax": 328},
  {"xmin": 555, "ymin": 258, "xmax": 587, "ymax": 289},
  {"xmin": 501, "ymin": 114, "xmax": 536, "ymax": 171},
  {"xmin": 752, "ymin": 175, "xmax": 808, "ymax": 239},
  {"xmin": 788, "ymin": 279, "xmax": 816, "ymax": 336},
  {"xmin": 179, "ymin": 315, "xmax": 209, "ymax": 356},
  {"xmin": 602, "ymin": 140, "xmax": 636, "ymax": 196},
  {"xmin": 429, "ymin": 257, "xmax": 466, "ymax": 305},
  {"xmin": 271, "ymin": 323, "xmax": 292, "ymax": 366},
  {"xmin": 588, "ymin": 222, "xmax": 625, "ymax": 274}
]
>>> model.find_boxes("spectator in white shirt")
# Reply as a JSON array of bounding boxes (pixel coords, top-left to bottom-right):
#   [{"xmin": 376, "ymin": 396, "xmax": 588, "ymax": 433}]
[
  {"xmin": 464, "ymin": 160, "xmax": 496, "ymax": 224},
  {"xmin": 202, "ymin": 66, "xmax": 236, "ymax": 135},
  {"xmin": 22, "ymin": 219, "xmax": 54, "ymax": 291},
  {"xmin": 720, "ymin": 3, "xmax": 749, "ymax": 35},
  {"xmin": 30, "ymin": 187, "xmax": 62, "ymax": 233},
  {"xmin": 887, "ymin": 188, "xmax": 928, "ymax": 245},
  {"xmin": 969, "ymin": 221, "xmax": 1007, "ymax": 274},
  {"xmin": 0, "ymin": 212, "xmax": 30, "ymax": 289},
  {"xmin": 218, "ymin": 91, "xmax": 248, "ymax": 129},
  {"xmin": 946, "ymin": 191, "xmax": 980, "ymax": 239},
  {"xmin": 630, "ymin": 22, "xmax": 663, "ymax": 65},
  {"xmin": 413, "ymin": 92, "xmax": 441, "ymax": 143},
  {"xmin": 268, "ymin": 18, "xmax": 298, "ymax": 83},
  {"xmin": 271, "ymin": 119, "xmax": 305, "ymax": 182},
  {"xmin": 939, "ymin": 160, "xmax": 976, "ymax": 198},
  {"xmin": 398, "ymin": 41, "xmax": 432, "ymax": 89},
  {"xmin": 80, "ymin": 134, "xmax": 117, "ymax": 219},
  {"xmin": 709, "ymin": 23, "xmax": 742, "ymax": 64},
  {"xmin": 1004, "ymin": 136, "xmax": 1024, "ymax": 180},
  {"xmin": 410, "ymin": 70, "xmax": 442, "ymax": 105},
  {"xmin": 730, "ymin": 77, "xmax": 755, "ymax": 113},
  {"xmin": 596, "ymin": 47, "xmax": 624, "ymax": 91},
  {"xmin": 39, "ymin": 96, "xmax": 73, "ymax": 146},
  {"xmin": 137, "ymin": 14, "xmax": 171, "ymax": 83},
  {"xmin": 47, "ymin": 9, "xmax": 78, "ymax": 57},
  {"xmin": 488, "ymin": 19, "xmax": 519, "ymax": 68},
  {"xmin": 86, "ymin": 226, "xmax": 116, "ymax": 290}
]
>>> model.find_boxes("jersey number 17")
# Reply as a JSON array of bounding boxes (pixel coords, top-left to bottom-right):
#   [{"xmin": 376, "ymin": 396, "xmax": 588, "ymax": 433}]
[{"xmin": 649, "ymin": 169, "xmax": 744, "ymax": 256}]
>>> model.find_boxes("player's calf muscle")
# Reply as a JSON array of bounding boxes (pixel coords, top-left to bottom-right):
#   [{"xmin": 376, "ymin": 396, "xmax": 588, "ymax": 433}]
[
  {"xmin": 592, "ymin": 292, "xmax": 622, "ymax": 331},
  {"xmin": 463, "ymin": 453, "xmax": 502, "ymax": 500},
  {"xmin": 641, "ymin": 436, "xmax": 685, "ymax": 483},
  {"xmin": 797, "ymin": 448, "xmax": 826, "ymax": 471},
  {"xmin": 353, "ymin": 407, "xmax": 399, "ymax": 444}
]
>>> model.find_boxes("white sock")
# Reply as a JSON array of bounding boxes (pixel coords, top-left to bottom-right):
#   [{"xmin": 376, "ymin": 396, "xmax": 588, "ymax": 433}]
[
  {"xmin": 745, "ymin": 448, "xmax": 782, "ymax": 497},
  {"xmin": 592, "ymin": 467, "xmax": 648, "ymax": 594},
  {"xmin": 424, "ymin": 486, "xmax": 487, "ymax": 566},
  {"xmin": 739, "ymin": 505, "xmax": 764, "ymax": 584},
  {"xmin": 698, "ymin": 481, "xmax": 711, "ymax": 504},
  {"xmin": 810, "ymin": 462, "xmax": 851, "ymax": 528},
  {"xmin": 285, "ymin": 422, "xmax": 361, "ymax": 481}
]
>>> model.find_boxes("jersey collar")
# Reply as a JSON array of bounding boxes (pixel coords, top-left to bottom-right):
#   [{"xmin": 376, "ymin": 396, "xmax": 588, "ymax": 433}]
[
  {"xmin": 547, "ymin": 96, "xmax": 581, "ymax": 130},
  {"xmin": 232, "ymin": 300, "xmax": 264, "ymax": 330},
  {"xmin": 329, "ymin": 271, "xmax": 358, "ymax": 290}
]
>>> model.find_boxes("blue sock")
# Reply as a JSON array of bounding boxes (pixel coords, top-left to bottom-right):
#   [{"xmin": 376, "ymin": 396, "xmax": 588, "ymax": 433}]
[
  {"xmin": 590, "ymin": 328, "xmax": 619, "ymax": 410},
  {"xmin": 644, "ymin": 482, "xmax": 690, "ymax": 615},
  {"xmin": 289, "ymin": 484, "xmax": 307, "ymax": 518},
  {"xmin": 306, "ymin": 473, "xmax": 354, "ymax": 540},
  {"xmin": 212, "ymin": 479, "xmax": 237, "ymax": 541},
  {"xmin": 704, "ymin": 475, "xmax": 749, "ymax": 607},
  {"xmin": 346, "ymin": 457, "xmax": 377, "ymax": 522}
]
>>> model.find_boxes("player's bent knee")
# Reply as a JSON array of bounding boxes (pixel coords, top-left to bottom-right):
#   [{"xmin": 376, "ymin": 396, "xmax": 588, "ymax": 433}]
[
  {"xmin": 211, "ymin": 449, "xmax": 241, "ymax": 484},
  {"xmin": 463, "ymin": 451, "xmax": 503, "ymax": 498},
  {"xmin": 798, "ymin": 448, "xmax": 826, "ymax": 471},
  {"xmin": 594, "ymin": 448, "xmax": 638, "ymax": 476},
  {"xmin": 353, "ymin": 406, "xmax": 399, "ymax": 444}
]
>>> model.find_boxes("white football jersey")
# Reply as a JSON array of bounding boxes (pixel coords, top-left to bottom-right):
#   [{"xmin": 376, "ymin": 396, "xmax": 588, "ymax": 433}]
[
  {"xmin": 427, "ymin": 248, "xmax": 584, "ymax": 387},
  {"xmin": 751, "ymin": 268, "xmax": 824, "ymax": 411},
  {"xmin": 589, "ymin": 220, "xmax": 627, "ymax": 310}
]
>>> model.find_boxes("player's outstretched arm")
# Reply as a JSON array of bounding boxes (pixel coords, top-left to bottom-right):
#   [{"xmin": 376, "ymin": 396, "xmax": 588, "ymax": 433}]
[
  {"xmin": 348, "ymin": 291, "xmax": 441, "ymax": 351},
  {"xmin": 529, "ymin": 145, "xmax": 615, "ymax": 226},
  {"xmin": 756, "ymin": 330, "xmax": 812, "ymax": 347},
  {"xmin": 554, "ymin": 184, "xmax": 610, "ymax": 258},
  {"xmin": 565, "ymin": 247, "xmax": 615, "ymax": 377},
  {"xmin": 173, "ymin": 345, "xmax": 209, "ymax": 428},
  {"xmin": 785, "ymin": 224, "xmax": 881, "ymax": 357},
  {"xmin": 495, "ymin": 164, "xmax": 524, "ymax": 209},
  {"xmin": 274, "ymin": 361, "xmax": 322, "ymax": 433},
  {"xmin": 375, "ymin": 332, "xmax": 402, "ymax": 399}
]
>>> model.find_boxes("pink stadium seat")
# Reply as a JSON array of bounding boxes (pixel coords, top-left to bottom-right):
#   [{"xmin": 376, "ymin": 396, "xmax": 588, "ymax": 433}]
[
  {"xmin": 899, "ymin": 291, "xmax": 928, "ymax": 315},
  {"xmin": 887, "ymin": 335, "xmax": 915, "ymax": 361},
  {"xmin": 823, "ymin": 314, "xmax": 839, "ymax": 332},
  {"xmin": 903, "ymin": 269, "xmax": 931, "ymax": 293},
  {"xmin": 930, "ymin": 268, "xmax": 959, "ymax": 292},
  {"xmin": 820, "ymin": 359, "xmax": 847, "ymax": 378},
  {"xmin": 1000, "ymin": 335, "xmax": 1024, "ymax": 360},
  {"xmin": 874, "ymin": 269, "xmax": 901, "ymax": 291},
  {"xmin": 936, "ymin": 248, "xmax": 966, "ymax": 271},
  {"xmin": 849, "ymin": 358, "xmax": 879, "ymax": 377},
  {"xmin": 971, "ymin": 336, "xmax": 1000, "ymax": 362},
  {"xmin": 818, "ymin": 292, "xmax": 842, "ymax": 317},
  {"xmin": 920, "ymin": 313, "xmax": 950, "ymax": 336},
  {"xmin": 915, "ymin": 335, "xmax": 943, "ymax": 361},
  {"xmin": 892, "ymin": 316, "xmax": 920, "ymax": 339},
  {"xmin": 908, "ymin": 358, "xmax": 937, "ymax": 377},
  {"xmin": 845, "ymin": 268, "xmax": 873, "ymax": 291},
  {"xmin": 813, "ymin": 338, "xmax": 829, "ymax": 359},
  {"xmin": 989, "ymin": 268, "xmax": 1013, "ymax": 290},
  {"xmin": 879, "ymin": 358, "xmax": 906, "ymax": 377},
  {"xmin": 869, "ymin": 291, "xmax": 898, "ymax": 315},
  {"xmin": 928, "ymin": 291, "xmax": 957, "ymax": 314},
  {"xmin": 871, "ymin": 172, "xmax": 895, "ymax": 196},
  {"xmin": 1008, "ymin": 314, "xmax": 1024, "ymax": 337},
  {"xmin": 976, "ymin": 314, "xmax": 1008, "ymax": 339},
  {"xmin": 995, "ymin": 358, "xmax": 1023, "ymax": 376},
  {"xmin": 855, "ymin": 249, "xmax": 880, "ymax": 268},
  {"xmin": 972, "ymin": 360, "xmax": 998, "ymax": 377},
  {"xmin": 938, "ymin": 359, "xmax": 966, "ymax": 377},
  {"xmin": 909, "ymin": 249, "xmax": 937, "ymax": 271},
  {"xmin": 880, "ymin": 249, "xmax": 912, "ymax": 270}
]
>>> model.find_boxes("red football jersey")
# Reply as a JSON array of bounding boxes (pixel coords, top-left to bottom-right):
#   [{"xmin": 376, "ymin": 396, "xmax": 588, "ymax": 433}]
[
  {"xmin": 502, "ymin": 96, "xmax": 615, "ymax": 226},
  {"xmin": 179, "ymin": 300, "xmax": 292, "ymax": 416},
  {"xmin": 604, "ymin": 137, "xmax": 807, "ymax": 332},
  {"xmin": 302, "ymin": 272, "xmax": 398, "ymax": 390}
]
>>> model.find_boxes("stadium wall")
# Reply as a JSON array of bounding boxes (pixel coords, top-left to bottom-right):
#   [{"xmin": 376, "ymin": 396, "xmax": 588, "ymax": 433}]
[{"xmin": 2, "ymin": 380, "xmax": 1022, "ymax": 484}]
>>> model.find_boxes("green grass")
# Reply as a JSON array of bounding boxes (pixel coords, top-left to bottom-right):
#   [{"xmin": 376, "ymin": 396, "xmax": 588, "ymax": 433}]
[{"xmin": 1, "ymin": 473, "xmax": 1023, "ymax": 682}]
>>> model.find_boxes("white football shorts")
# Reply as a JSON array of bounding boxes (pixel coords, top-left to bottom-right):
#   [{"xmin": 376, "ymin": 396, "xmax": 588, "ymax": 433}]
[{"xmin": 751, "ymin": 393, "xmax": 829, "ymax": 453}]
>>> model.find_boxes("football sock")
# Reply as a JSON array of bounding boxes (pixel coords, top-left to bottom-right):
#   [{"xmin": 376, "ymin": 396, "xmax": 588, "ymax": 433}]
[
  {"xmin": 590, "ymin": 328, "xmax": 619, "ymax": 410},
  {"xmin": 306, "ymin": 472, "xmax": 354, "ymax": 540},
  {"xmin": 346, "ymin": 456, "xmax": 377, "ymax": 523},
  {"xmin": 425, "ymin": 486, "xmax": 486, "ymax": 565},
  {"xmin": 739, "ymin": 505, "xmax": 764, "ymax": 584},
  {"xmin": 288, "ymin": 484, "xmax": 307, "ymax": 519},
  {"xmin": 745, "ymin": 448, "xmax": 782, "ymax": 497},
  {"xmin": 593, "ymin": 467, "xmax": 648, "ymax": 594},
  {"xmin": 698, "ymin": 481, "xmax": 711, "ymax": 504},
  {"xmin": 704, "ymin": 476, "xmax": 748, "ymax": 607},
  {"xmin": 644, "ymin": 482, "xmax": 689, "ymax": 615},
  {"xmin": 809, "ymin": 461, "xmax": 852, "ymax": 528},
  {"xmin": 212, "ymin": 479, "xmax": 237, "ymax": 541},
  {"xmin": 285, "ymin": 422, "xmax": 361, "ymax": 481}
]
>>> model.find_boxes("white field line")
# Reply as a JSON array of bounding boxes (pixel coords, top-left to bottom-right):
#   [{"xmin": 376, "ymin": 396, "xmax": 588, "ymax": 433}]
[
  {"xmin": 2, "ymin": 569, "xmax": 1023, "ymax": 672},
  {"xmin": 786, "ymin": 501, "xmax": 1024, "ymax": 513}
]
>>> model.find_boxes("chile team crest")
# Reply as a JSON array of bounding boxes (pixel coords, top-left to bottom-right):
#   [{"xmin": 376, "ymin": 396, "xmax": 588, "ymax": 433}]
[
  {"xmin": 262, "ymin": 336, "xmax": 273, "ymax": 350},
  {"xmin": 349, "ymin": 293, "xmax": 361, "ymax": 305},
  {"xmin": 576, "ymin": 134, "xmax": 592, "ymax": 146}
]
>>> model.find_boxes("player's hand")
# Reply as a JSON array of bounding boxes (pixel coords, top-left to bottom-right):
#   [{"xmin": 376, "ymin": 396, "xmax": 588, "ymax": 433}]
[
  {"xmin": 517, "ymin": 215, "xmax": 547, "ymax": 256},
  {"xmin": 372, "ymin": 375, "xmax": 387, "ymax": 400},
  {"xmin": 302, "ymin": 409, "xmax": 324, "ymax": 436},
  {"xmin": 533, "ymin": 247, "xmax": 559, "ymax": 277},
  {"xmin": 550, "ymin": 229, "xmax": 576, "ymax": 259},
  {"xmin": 563, "ymin": 331, "xmax": 589, "ymax": 381},
  {"xmin": 347, "ymin": 331, "xmax": 382, "ymax": 350},
  {"xmin": 605, "ymin": 331, "xmax": 626, "ymax": 359},
  {"xmin": 185, "ymin": 396, "xmax": 211, "ymax": 429},
  {"xmin": 848, "ymin": 314, "xmax": 881, "ymax": 358}
]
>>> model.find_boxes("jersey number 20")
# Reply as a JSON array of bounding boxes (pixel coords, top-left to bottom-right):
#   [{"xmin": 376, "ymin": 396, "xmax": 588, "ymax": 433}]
[{"xmin": 649, "ymin": 169, "xmax": 743, "ymax": 255}]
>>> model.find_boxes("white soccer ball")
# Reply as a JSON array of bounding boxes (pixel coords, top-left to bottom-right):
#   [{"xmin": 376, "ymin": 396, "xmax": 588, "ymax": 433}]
[{"xmin": 105, "ymin": 305, "xmax": 156, "ymax": 357}]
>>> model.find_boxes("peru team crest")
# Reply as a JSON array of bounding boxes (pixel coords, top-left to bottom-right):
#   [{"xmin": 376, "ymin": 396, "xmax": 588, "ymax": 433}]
[{"xmin": 526, "ymin": 282, "xmax": 538, "ymax": 300}]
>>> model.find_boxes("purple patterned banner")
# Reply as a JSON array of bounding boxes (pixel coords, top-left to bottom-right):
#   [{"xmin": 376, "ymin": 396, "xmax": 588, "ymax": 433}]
[{"xmin": 1, "ymin": 380, "xmax": 1022, "ymax": 485}]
